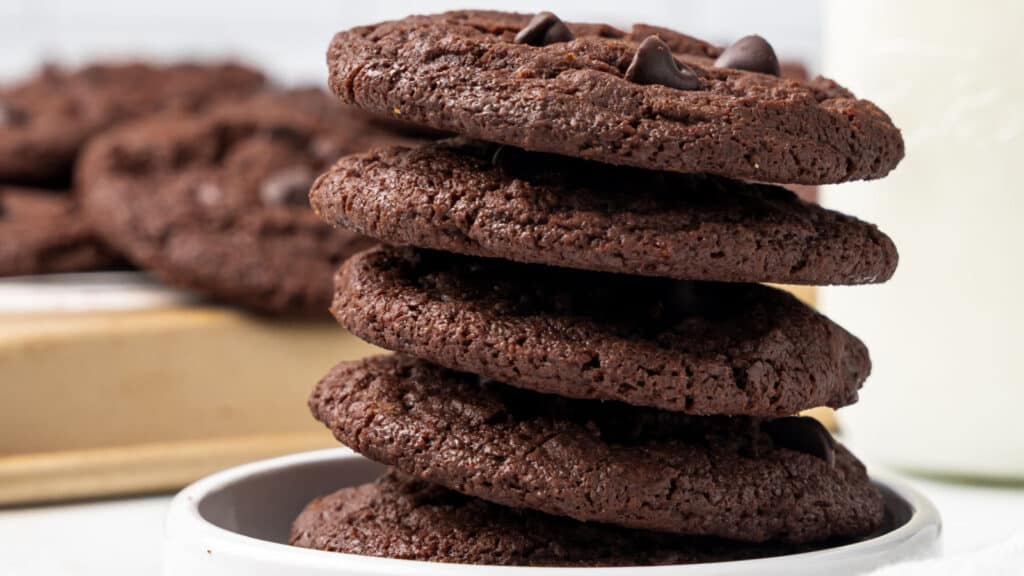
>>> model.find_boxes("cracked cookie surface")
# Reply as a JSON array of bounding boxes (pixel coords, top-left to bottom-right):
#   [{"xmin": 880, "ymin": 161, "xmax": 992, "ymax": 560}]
[
  {"xmin": 313, "ymin": 139, "xmax": 897, "ymax": 285},
  {"xmin": 332, "ymin": 246, "xmax": 871, "ymax": 415},
  {"xmin": 310, "ymin": 355, "xmax": 885, "ymax": 543},
  {"xmin": 327, "ymin": 10, "xmax": 903, "ymax": 184},
  {"xmin": 291, "ymin": 469, "xmax": 823, "ymax": 566}
]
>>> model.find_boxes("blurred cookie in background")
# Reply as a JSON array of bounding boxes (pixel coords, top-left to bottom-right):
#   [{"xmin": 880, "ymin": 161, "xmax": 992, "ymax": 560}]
[
  {"xmin": 0, "ymin": 186, "xmax": 123, "ymax": 277},
  {"xmin": 0, "ymin": 61, "xmax": 265, "ymax": 277},
  {"xmin": 77, "ymin": 89, "xmax": 424, "ymax": 316},
  {"xmin": 0, "ymin": 62, "xmax": 265, "ymax": 186}
]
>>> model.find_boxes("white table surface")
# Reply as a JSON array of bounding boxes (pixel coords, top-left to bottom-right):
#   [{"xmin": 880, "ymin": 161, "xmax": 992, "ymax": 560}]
[{"xmin": 0, "ymin": 469, "xmax": 1021, "ymax": 576}]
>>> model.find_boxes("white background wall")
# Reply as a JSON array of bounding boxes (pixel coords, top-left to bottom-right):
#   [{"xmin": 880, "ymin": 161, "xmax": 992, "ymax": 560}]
[{"xmin": 0, "ymin": 0, "xmax": 820, "ymax": 84}]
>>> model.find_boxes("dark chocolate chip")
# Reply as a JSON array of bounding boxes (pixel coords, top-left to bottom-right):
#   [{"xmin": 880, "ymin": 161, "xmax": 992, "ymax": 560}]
[
  {"xmin": 0, "ymin": 101, "xmax": 29, "ymax": 127},
  {"xmin": 763, "ymin": 416, "xmax": 836, "ymax": 467},
  {"xmin": 714, "ymin": 35, "xmax": 781, "ymax": 76},
  {"xmin": 514, "ymin": 11, "xmax": 575, "ymax": 46},
  {"xmin": 625, "ymin": 36, "xmax": 700, "ymax": 91},
  {"xmin": 259, "ymin": 166, "xmax": 315, "ymax": 207}
]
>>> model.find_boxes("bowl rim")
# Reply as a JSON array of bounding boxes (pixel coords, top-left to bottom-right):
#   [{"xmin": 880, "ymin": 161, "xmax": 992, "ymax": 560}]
[{"xmin": 165, "ymin": 447, "xmax": 941, "ymax": 574}]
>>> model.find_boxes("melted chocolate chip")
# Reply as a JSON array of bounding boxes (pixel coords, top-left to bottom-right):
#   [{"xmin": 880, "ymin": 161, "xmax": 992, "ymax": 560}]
[
  {"xmin": 259, "ymin": 166, "xmax": 315, "ymax": 207},
  {"xmin": 763, "ymin": 416, "xmax": 835, "ymax": 467},
  {"xmin": 714, "ymin": 35, "xmax": 781, "ymax": 76},
  {"xmin": 514, "ymin": 11, "xmax": 575, "ymax": 46},
  {"xmin": 625, "ymin": 36, "xmax": 700, "ymax": 91}
]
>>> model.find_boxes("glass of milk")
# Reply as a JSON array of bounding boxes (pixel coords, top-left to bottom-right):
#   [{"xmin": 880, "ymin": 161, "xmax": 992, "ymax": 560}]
[{"xmin": 819, "ymin": 1, "xmax": 1024, "ymax": 478}]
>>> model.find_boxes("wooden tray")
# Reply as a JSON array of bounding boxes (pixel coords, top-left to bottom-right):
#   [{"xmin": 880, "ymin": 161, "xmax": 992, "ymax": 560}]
[{"xmin": 0, "ymin": 273, "xmax": 381, "ymax": 505}]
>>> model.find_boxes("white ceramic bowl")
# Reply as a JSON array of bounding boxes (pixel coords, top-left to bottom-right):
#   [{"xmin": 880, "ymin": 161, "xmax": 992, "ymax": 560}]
[{"xmin": 163, "ymin": 448, "xmax": 941, "ymax": 576}]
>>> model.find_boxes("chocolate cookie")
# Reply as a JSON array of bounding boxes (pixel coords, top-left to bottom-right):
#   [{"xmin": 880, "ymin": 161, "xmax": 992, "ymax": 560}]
[
  {"xmin": 0, "ymin": 186, "xmax": 121, "ymax": 276},
  {"xmin": 779, "ymin": 61, "xmax": 819, "ymax": 203},
  {"xmin": 313, "ymin": 140, "xmax": 897, "ymax": 285},
  {"xmin": 291, "ymin": 470, "xmax": 821, "ymax": 566},
  {"xmin": 311, "ymin": 355, "xmax": 885, "ymax": 543},
  {"xmin": 0, "ymin": 62, "xmax": 264, "ymax": 185},
  {"xmin": 327, "ymin": 11, "xmax": 903, "ymax": 184},
  {"xmin": 76, "ymin": 89, "xmax": 414, "ymax": 315},
  {"xmin": 333, "ymin": 246, "xmax": 870, "ymax": 415}
]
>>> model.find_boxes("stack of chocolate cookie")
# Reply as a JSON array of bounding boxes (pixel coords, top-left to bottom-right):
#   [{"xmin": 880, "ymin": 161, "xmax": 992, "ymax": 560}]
[{"xmin": 292, "ymin": 11, "xmax": 903, "ymax": 566}]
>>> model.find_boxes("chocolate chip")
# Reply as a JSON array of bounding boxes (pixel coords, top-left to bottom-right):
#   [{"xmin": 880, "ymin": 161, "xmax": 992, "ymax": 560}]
[
  {"xmin": 625, "ymin": 36, "xmax": 700, "ymax": 91},
  {"xmin": 714, "ymin": 35, "xmax": 781, "ymax": 76},
  {"xmin": 259, "ymin": 166, "xmax": 315, "ymax": 207},
  {"xmin": 0, "ymin": 101, "xmax": 28, "ymax": 127},
  {"xmin": 763, "ymin": 416, "xmax": 835, "ymax": 467},
  {"xmin": 514, "ymin": 12, "xmax": 575, "ymax": 46}
]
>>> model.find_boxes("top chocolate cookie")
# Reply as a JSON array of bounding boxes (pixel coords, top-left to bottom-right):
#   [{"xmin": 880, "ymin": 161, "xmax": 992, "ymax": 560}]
[
  {"xmin": 0, "ymin": 62, "xmax": 264, "ymax": 184},
  {"xmin": 327, "ymin": 10, "xmax": 903, "ymax": 184}
]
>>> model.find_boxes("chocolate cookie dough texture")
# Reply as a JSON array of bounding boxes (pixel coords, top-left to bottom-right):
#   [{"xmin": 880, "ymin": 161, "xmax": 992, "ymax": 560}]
[{"xmin": 294, "ymin": 10, "xmax": 904, "ymax": 565}]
